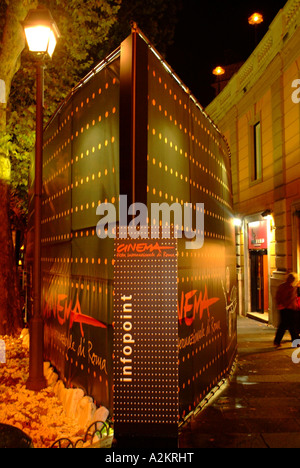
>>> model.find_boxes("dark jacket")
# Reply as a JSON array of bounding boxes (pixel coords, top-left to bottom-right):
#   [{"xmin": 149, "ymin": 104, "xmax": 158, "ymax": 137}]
[{"xmin": 276, "ymin": 281, "xmax": 297, "ymax": 310}]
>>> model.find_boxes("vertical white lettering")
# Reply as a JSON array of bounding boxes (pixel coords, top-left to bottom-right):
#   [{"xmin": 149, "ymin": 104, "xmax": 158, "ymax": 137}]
[{"xmin": 119, "ymin": 294, "xmax": 134, "ymax": 382}]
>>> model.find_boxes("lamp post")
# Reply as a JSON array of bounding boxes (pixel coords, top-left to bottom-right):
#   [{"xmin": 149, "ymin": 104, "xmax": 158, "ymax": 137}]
[
  {"xmin": 212, "ymin": 66, "xmax": 225, "ymax": 96},
  {"xmin": 248, "ymin": 12, "xmax": 264, "ymax": 46},
  {"xmin": 22, "ymin": 6, "xmax": 60, "ymax": 391}
]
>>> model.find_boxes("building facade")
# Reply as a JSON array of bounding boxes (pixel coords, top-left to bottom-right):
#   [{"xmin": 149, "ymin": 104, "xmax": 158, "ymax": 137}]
[{"xmin": 206, "ymin": 0, "xmax": 300, "ymax": 326}]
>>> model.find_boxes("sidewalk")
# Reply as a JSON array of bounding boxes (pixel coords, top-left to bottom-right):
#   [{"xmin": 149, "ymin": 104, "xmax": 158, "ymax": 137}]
[{"xmin": 179, "ymin": 316, "xmax": 300, "ymax": 448}]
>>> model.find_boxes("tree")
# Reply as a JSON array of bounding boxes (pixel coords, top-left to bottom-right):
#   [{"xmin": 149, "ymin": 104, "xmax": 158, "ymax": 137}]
[
  {"xmin": 7, "ymin": 0, "xmax": 121, "ymax": 232},
  {"xmin": 0, "ymin": 0, "xmax": 39, "ymax": 335},
  {"xmin": 8, "ymin": 0, "xmax": 183, "ymax": 232},
  {"xmin": 1, "ymin": 0, "xmax": 181, "ymax": 336},
  {"xmin": 0, "ymin": 0, "xmax": 120, "ymax": 335}
]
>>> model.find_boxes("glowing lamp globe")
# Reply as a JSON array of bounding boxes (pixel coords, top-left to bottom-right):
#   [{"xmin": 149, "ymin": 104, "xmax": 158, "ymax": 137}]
[
  {"xmin": 212, "ymin": 66, "xmax": 225, "ymax": 76},
  {"xmin": 248, "ymin": 12, "xmax": 264, "ymax": 26},
  {"xmin": 23, "ymin": 6, "xmax": 60, "ymax": 57}
]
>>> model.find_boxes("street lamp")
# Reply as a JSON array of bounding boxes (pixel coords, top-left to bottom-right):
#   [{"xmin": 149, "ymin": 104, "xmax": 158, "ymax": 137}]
[
  {"xmin": 248, "ymin": 12, "xmax": 264, "ymax": 46},
  {"xmin": 212, "ymin": 66, "xmax": 225, "ymax": 96},
  {"xmin": 22, "ymin": 6, "xmax": 60, "ymax": 391}
]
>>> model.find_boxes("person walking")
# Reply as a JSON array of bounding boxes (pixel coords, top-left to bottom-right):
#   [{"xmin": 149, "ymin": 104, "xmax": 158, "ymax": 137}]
[{"xmin": 274, "ymin": 273, "xmax": 299, "ymax": 348}]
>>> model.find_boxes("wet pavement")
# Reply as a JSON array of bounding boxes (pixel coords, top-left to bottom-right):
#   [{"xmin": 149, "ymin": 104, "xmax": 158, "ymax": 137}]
[{"xmin": 179, "ymin": 316, "xmax": 300, "ymax": 448}]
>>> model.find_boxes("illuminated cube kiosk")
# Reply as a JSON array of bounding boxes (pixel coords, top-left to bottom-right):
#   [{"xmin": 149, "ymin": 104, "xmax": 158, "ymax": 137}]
[{"xmin": 28, "ymin": 27, "xmax": 237, "ymax": 445}]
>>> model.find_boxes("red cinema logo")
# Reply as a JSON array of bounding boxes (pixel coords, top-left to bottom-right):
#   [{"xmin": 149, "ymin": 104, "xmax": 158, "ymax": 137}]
[
  {"xmin": 116, "ymin": 241, "xmax": 176, "ymax": 257},
  {"xmin": 178, "ymin": 285, "xmax": 220, "ymax": 326},
  {"xmin": 43, "ymin": 292, "xmax": 107, "ymax": 337}
]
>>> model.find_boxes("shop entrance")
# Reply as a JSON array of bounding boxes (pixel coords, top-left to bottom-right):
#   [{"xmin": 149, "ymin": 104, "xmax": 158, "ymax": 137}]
[{"xmin": 250, "ymin": 250, "xmax": 269, "ymax": 313}]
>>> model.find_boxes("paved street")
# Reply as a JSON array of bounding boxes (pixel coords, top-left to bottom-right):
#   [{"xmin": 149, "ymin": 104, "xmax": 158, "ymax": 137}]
[{"xmin": 179, "ymin": 316, "xmax": 300, "ymax": 448}]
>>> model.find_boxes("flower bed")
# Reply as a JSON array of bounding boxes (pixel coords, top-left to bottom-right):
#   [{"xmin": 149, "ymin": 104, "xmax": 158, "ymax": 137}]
[{"xmin": 0, "ymin": 333, "xmax": 85, "ymax": 448}]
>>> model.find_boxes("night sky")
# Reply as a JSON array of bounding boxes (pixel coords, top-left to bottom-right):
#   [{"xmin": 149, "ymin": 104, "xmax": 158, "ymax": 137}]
[{"xmin": 166, "ymin": 0, "xmax": 288, "ymax": 107}]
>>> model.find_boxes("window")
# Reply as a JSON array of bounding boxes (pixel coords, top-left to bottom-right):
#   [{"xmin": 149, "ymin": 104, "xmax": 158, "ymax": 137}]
[{"xmin": 253, "ymin": 122, "xmax": 262, "ymax": 181}]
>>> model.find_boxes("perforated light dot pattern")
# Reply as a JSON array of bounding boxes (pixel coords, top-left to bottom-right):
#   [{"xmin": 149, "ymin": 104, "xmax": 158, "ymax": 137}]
[{"xmin": 113, "ymin": 235, "xmax": 178, "ymax": 435}]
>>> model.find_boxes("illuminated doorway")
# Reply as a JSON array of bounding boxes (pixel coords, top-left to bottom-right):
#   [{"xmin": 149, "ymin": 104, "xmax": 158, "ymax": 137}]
[
  {"xmin": 247, "ymin": 220, "xmax": 269, "ymax": 316},
  {"xmin": 292, "ymin": 206, "xmax": 300, "ymax": 276},
  {"xmin": 250, "ymin": 250, "xmax": 269, "ymax": 313}
]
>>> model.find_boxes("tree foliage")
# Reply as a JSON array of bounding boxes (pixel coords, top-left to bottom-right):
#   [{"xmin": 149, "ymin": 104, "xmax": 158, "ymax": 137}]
[
  {"xmin": 7, "ymin": 0, "xmax": 182, "ymax": 231},
  {"xmin": 6, "ymin": 0, "xmax": 121, "ymax": 231},
  {"xmin": 0, "ymin": 0, "xmax": 182, "ymax": 334}
]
